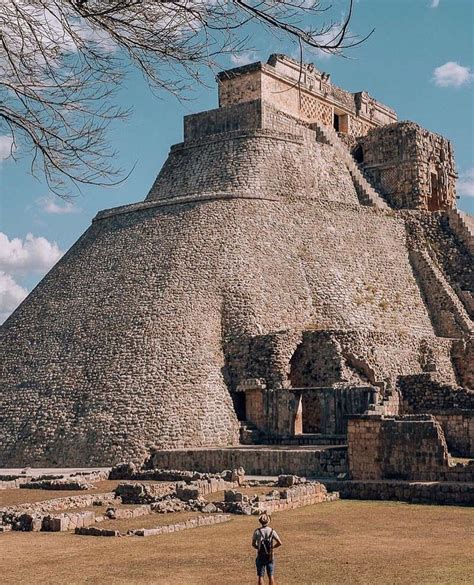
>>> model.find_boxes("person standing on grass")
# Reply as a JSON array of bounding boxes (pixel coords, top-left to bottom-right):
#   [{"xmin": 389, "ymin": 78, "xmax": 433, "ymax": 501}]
[{"xmin": 252, "ymin": 513, "xmax": 282, "ymax": 585}]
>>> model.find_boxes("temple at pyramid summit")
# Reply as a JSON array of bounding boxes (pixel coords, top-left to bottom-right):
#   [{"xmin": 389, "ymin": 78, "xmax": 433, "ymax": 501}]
[{"xmin": 0, "ymin": 55, "xmax": 472, "ymax": 477}]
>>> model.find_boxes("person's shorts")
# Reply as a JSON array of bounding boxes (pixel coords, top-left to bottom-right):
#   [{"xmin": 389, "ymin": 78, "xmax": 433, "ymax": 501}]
[{"xmin": 256, "ymin": 556, "xmax": 275, "ymax": 577}]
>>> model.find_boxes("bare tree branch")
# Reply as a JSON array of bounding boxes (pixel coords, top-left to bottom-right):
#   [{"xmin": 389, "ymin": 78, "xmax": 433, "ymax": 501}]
[{"xmin": 0, "ymin": 0, "xmax": 368, "ymax": 196}]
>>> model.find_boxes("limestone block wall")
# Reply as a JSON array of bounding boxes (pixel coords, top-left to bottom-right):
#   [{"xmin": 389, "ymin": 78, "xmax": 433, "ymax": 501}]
[
  {"xmin": 407, "ymin": 247, "xmax": 472, "ymax": 338},
  {"xmin": 398, "ymin": 374, "xmax": 474, "ymax": 411},
  {"xmin": 397, "ymin": 374, "xmax": 474, "ymax": 456},
  {"xmin": 218, "ymin": 65, "xmax": 262, "ymax": 106},
  {"xmin": 348, "ymin": 415, "xmax": 451, "ymax": 481},
  {"xmin": 184, "ymin": 100, "xmax": 264, "ymax": 141},
  {"xmin": 321, "ymin": 479, "xmax": 474, "ymax": 506},
  {"xmin": 295, "ymin": 386, "xmax": 375, "ymax": 435},
  {"xmin": 149, "ymin": 446, "xmax": 348, "ymax": 477},
  {"xmin": 452, "ymin": 338, "xmax": 474, "ymax": 390},
  {"xmin": 184, "ymin": 99, "xmax": 314, "ymax": 143},
  {"xmin": 432, "ymin": 412, "xmax": 474, "ymax": 458}
]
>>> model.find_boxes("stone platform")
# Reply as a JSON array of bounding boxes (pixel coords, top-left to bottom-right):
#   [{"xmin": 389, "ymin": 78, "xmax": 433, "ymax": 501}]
[{"xmin": 149, "ymin": 445, "xmax": 347, "ymax": 478}]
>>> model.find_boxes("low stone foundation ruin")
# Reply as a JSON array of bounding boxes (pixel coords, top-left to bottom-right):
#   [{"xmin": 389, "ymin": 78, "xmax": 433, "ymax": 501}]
[
  {"xmin": 0, "ymin": 466, "xmax": 341, "ymax": 535},
  {"xmin": 76, "ymin": 514, "xmax": 233, "ymax": 538}
]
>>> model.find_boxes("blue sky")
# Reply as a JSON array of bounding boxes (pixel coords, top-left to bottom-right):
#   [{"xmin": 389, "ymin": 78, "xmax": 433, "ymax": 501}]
[{"xmin": 0, "ymin": 0, "xmax": 473, "ymax": 321}]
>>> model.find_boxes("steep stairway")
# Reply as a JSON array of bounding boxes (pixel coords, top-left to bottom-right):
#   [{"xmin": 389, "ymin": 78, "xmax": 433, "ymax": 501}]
[
  {"xmin": 367, "ymin": 389, "xmax": 400, "ymax": 416},
  {"xmin": 239, "ymin": 421, "xmax": 261, "ymax": 445},
  {"xmin": 312, "ymin": 120, "xmax": 389, "ymax": 210},
  {"xmin": 445, "ymin": 209, "xmax": 474, "ymax": 255}
]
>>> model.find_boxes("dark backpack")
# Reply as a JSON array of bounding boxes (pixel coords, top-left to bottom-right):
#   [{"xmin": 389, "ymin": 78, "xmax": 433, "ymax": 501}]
[{"xmin": 257, "ymin": 528, "xmax": 274, "ymax": 563}]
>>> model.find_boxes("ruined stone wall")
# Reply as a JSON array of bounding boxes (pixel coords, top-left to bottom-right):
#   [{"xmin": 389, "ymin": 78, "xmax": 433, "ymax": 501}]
[
  {"xmin": 398, "ymin": 374, "xmax": 474, "ymax": 411},
  {"xmin": 359, "ymin": 123, "xmax": 457, "ymax": 210},
  {"xmin": 432, "ymin": 412, "xmax": 474, "ymax": 458},
  {"xmin": 397, "ymin": 374, "xmax": 474, "ymax": 456},
  {"xmin": 149, "ymin": 446, "xmax": 348, "ymax": 477},
  {"xmin": 288, "ymin": 330, "xmax": 456, "ymax": 389},
  {"xmin": 321, "ymin": 479, "xmax": 474, "ymax": 506},
  {"xmin": 224, "ymin": 328, "xmax": 457, "ymax": 431},
  {"xmin": 218, "ymin": 66, "xmax": 261, "ymax": 106},
  {"xmin": 347, "ymin": 415, "xmax": 451, "ymax": 481}
]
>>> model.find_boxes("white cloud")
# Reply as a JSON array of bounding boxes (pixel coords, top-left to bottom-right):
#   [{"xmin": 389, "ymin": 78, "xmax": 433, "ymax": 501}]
[
  {"xmin": 0, "ymin": 271, "xmax": 28, "ymax": 324},
  {"xmin": 433, "ymin": 62, "xmax": 473, "ymax": 87},
  {"xmin": 0, "ymin": 232, "xmax": 64, "ymax": 273},
  {"xmin": 457, "ymin": 168, "xmax": 474, "ymax": 198},
  {"xmin": 0, "ymin": 135, "xmax": 16, "ymax": 160},
  {"xmin": 230, "ymin": 51, "xmax": 258, "ymax": 67},
  {"xmin": 431, "ymin": 0, "xmax": 440, "ymax": 7},
  {"xmin": 37, "ymin": 195, "xmax": 80, "ymax": 215}
]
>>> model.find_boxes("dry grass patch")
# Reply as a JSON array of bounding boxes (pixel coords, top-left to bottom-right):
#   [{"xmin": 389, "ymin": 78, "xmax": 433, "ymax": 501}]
[
  {"xmin": 1, "ymin": 500, "xmax": 473, "ymax": 584},
  {"xmin": 100, "ymin": 511, "xmax": 200, "ymax": 532},
  {"xmin": 0, "ymin": 480, "xmax": 122, "ymax": 507}
]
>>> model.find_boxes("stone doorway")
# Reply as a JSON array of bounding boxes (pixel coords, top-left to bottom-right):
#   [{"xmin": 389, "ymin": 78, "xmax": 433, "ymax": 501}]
[
  {"xmin": 231, "ymin": 391, "xmax": 246, "ymax": 422},
  {"xmin": 333, "ymin": 112, "xmax": 349, "ymax": 134},
  {"xmin": 428, "ymin": 172, "xmax": 442, "ymax": 211},
  {"xmin": 293, "ymin": 387, "xmax": 377, "ymax": 437}
]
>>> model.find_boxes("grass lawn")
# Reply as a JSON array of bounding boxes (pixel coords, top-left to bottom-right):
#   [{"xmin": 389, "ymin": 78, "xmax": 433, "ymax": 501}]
[
  {"xmin": 0, "ymin": 480, "xmax": 121, "ymax": 507},
  {"xmin": 1, "ymin": 500, "xmax": 473, "ymax": 584}
]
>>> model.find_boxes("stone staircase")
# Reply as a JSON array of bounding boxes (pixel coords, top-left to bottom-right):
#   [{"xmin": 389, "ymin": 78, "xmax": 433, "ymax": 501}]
[
  {"xmin": 312, "ymin": 120, "xmax": 389, "ymax": 210},
  {"xmin": 367, "ymin": 389, "xmax": 400, "ymax": 416},
  {"xmin": 445, "ymin": 209, "xmax": 474, "ymax": 255},
  {"xmin": 239, "ymin": 421, "xmax": 261, "ymax": 445}
]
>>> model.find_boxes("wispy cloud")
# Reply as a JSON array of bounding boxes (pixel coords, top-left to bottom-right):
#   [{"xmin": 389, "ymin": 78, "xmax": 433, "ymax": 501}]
[
  {"xmin": 0, "ymin": 271, "xmax": 28, "ymax": 324},
  {"xmin": 230, "ymin": 51, "xmax": 258, "ymax": 67},
  {"xmin": 0, "ymin": 232, "xmax": 64, "ymax": 274},
  {"xmin": 37, "ymin": 195, "xmax": 81, "ymax": 215},
  {"xmin": 431, "ymin": 0, "xmax": 440, "ymax": 8},
  {"xmin": 457, "ymin": 168, "xmax": 474, "ymax": 198},
  {"xmin": 0, "ymin": 135, "xmax": 16, "ymax": 161},
  {"xmin": 433, "ymin": 62, "xmax": 473, "ymax": 87}
]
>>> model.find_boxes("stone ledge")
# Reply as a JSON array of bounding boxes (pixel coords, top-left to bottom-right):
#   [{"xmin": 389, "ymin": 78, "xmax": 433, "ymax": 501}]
[
  {"xmin": 75, "ymin": 526, "xmax": 120, "ymax": 537},
  {"xmin": 93, "ymin": 192, "xmax": 279, "ymax": 222},
  {"xmin": 172, "ymin": 129, "xmax": 305, "ymax": 153},
  {"xmin": 75, "ymin": 514, "xmax": 231, "ymax": 537},
  {"xmin": 133, "ymin": 514, "xmax": 231, "ymax": 537},
  {"xmin": 320, "ymin": 479, "xmax": 474, "ymax": 506}
]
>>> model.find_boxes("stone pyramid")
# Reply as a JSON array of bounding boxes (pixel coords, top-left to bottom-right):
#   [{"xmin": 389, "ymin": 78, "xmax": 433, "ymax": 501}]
[{"xmin": 0, "ymin": 55, "xmax": 471, "ymax": 466}]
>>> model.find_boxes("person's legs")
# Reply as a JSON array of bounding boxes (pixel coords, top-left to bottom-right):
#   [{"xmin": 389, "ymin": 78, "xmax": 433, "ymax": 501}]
[
  {"xmin": 267, "ymin": 560, "xmax": 275, "ymax": 585},
  {"xmin": 256, "ymin": 558, "xmax": 265, "ymax": 585}
]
